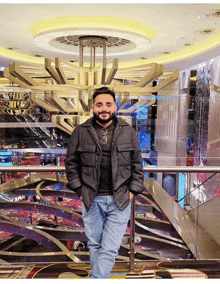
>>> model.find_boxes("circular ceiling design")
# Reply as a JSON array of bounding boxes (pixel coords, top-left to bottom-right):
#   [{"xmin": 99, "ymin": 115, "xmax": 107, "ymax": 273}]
[
  {"xmin": 1, "ymin": 4, "xmax": 220, "ymax": 70},
  {"xmin": 53, "ymin": 35, "xmax": 131, "ymax": 48},
  {"xmin": 33, "ymin": 28, "xmax": 152, "ymax": 58}
]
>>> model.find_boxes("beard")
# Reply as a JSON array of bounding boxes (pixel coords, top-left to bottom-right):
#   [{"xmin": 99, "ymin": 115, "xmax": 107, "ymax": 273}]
[{"xmin": 93, "ymin": 112, "xmax": 116, "ymax": 124}]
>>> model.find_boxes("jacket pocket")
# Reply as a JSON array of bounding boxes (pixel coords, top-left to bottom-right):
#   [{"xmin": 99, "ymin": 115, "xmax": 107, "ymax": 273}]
[
  {"xmin": 117, "ymin": 144, "xmax": 134, "ymax": 166},
  {"xmin": 77, "ymin": 145, "xmax": 96, "ymax": 166}
]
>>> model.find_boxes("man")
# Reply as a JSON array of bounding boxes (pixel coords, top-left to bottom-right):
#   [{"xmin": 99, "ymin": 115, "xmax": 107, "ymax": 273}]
[{"xmin": 65, "ymin": 86, "xmax": 144, "ymax": 278}]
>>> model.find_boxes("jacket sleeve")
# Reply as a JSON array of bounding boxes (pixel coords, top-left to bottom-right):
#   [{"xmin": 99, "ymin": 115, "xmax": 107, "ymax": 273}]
[
  {"xmin": 65, "ymin": 126, "xmax": 82, "ymax": 197},
  {"xmin": 129, "ymin": 127, "xmax": 145, "ymax": 195}
]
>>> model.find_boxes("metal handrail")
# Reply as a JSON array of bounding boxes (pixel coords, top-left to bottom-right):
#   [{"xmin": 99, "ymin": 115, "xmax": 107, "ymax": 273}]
[
  {"xmin": 177, "ymin": 172, "xmax": 217, "ymax": 203},
  {"xmin": 1, "ymin": 165, "xmax": 220, "ymax": 172},
  {"xmin": 0, "ymin": 166, "xmax": 65, "ymax": 172}
]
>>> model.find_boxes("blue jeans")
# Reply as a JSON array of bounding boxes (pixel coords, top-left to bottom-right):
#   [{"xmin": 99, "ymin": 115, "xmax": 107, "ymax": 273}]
[{"xmin": 82, "ymin": 195, "xmax": 131, "ymax": 279}]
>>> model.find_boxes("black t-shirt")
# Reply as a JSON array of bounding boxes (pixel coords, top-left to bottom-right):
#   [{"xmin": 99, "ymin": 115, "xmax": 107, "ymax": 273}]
[{"xmin": 93, "ymin": 118, "xmax": 116, "ymax": 195}]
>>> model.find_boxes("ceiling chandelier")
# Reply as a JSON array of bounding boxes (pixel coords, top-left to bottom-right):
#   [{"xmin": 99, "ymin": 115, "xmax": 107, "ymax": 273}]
[{"xmin": 2, "ymin": 35, "xmax": 179, "ymax": 134}]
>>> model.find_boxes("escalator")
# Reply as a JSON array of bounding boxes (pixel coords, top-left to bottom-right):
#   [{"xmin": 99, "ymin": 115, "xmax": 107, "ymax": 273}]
[{"xmin": 144, "ymin": 178, "xmax": 220, "ymax": 259}]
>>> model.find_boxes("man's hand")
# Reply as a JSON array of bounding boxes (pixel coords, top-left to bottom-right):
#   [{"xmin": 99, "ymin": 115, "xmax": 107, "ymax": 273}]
[{"xmin": 129, "ymin": 192, "xmax": 134, "ymax": 200}]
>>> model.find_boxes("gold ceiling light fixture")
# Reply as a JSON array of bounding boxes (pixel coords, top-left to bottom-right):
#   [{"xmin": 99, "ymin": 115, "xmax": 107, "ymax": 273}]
[
  {"xmin": 3, "ymin": 35, "xmax": 179, "ymax": 134},
  {"xmin": 54, "ymin": 35, "xmax": 131, "ymax": 48}
]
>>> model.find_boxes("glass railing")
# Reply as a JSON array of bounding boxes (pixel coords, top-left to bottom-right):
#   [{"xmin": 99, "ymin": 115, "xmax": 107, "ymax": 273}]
[{"xmin": 0, "ymin": 165, "xmax": 220, "ymax": 269}]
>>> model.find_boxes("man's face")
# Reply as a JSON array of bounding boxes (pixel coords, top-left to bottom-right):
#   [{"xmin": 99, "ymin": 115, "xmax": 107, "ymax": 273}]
[{"xmin": 92, "ymin": 94, "xmax": 117, "ymax": 124}]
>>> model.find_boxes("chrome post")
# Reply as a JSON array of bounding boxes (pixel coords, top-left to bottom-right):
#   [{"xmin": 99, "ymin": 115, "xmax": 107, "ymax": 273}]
[
  {"xmin": 129, "ymin": 195, "xmax": 136, "ymax": 270},
  {"xmin": 79, "ymin": 42, "xmax": 83, "ymax": 67},
  {"xmin": 101, "ymin": 42, "xmax": 107, "ymax": 84},
  {"xmin": 93, "ymin": 46, "xmax": 96, "ymax": 68},
  {"xmin": 90, "ymin": 40, "xmax": 93, "ymax": 70}
]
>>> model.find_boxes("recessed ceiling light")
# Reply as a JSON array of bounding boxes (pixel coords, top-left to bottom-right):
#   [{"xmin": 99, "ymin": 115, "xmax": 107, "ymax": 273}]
[
  {"xmin": 161, "ymin": 51, "xmax": 171, "ymax": 55},
  {"xmin": 200, "ymin": 29, "xmax": 215, "ymax": 34},
  {"xmin": 210, "ymin": 11, "xmax": 220, "ymax": 18},
  {"xmin": 6, "ymin": 47, "xmax": 17, "ymax": 51},
  {"xmin": 138, "ymin": 57, "xmax": 148, "ymax": 60},
  {"xmin": 33, "ymin": 54, "xmax": 43, "ymax": 57},
  {"xmin": 183, "ymin": 43, "xmax": 193, "ymax": 47}
]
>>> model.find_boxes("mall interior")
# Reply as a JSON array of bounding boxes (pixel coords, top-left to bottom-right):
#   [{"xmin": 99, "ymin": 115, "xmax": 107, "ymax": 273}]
[{"xmin": 1, "ymin": 3, "xmax": 220, "ymax": 279}]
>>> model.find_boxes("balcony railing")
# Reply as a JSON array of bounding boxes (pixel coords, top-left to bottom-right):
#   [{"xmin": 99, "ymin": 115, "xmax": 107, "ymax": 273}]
[{"xmin": 1, "ymin": 166, "xmax": 220, "ymax": 268}]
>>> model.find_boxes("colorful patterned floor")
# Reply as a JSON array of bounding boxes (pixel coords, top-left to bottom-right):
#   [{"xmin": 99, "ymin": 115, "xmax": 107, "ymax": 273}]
[{"xmin": 1, "ymin": 260, "xmax": 220, "ymax": 279}]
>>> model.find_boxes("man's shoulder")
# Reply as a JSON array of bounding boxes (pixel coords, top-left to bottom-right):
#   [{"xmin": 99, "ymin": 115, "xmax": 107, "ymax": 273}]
[
  {"xmin": 117, "ymin": 117, "xmax": 130, "ymax": 127},
  {"xmin": 117, "ymin": 117, "xmax": 135, "ymax": 132},
  {"xmin": 78, "ymin": 117, "xmax": 93, "ymax": 127},
  {"xmin": 70, "ymin": 117, "xmax": 92, "ymax": 136}
]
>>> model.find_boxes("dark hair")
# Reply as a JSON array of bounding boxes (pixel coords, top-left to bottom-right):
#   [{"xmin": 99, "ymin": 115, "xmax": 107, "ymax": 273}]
[{"xmin": 93, "ymin": 86, "xmax": 116, "ymax": 102}]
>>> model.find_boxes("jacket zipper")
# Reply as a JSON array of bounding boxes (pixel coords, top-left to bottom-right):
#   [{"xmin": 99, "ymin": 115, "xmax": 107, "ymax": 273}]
[
  {"xmin": 111, "ymin": 124, "xmax": 122, "ymax": 199},
  {"xmin": 88, "ymin": 126, "xmax": 102, "ymax": 192}
]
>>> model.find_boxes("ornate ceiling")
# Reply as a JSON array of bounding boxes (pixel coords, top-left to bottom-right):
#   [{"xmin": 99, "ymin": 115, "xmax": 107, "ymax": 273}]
[
  {"xmin": 0, "ymin": 3, "xmax": 220, "ymax": 70},
  {"xmin": 1, "ymin": 3, "xmax": 220, "ymax": 134}
]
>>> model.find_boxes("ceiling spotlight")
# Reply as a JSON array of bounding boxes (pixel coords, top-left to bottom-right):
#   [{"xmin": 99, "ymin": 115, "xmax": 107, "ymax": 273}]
[
  {"xmin": 139, "ymin": 57, "xmax": 148, "ymax": 60},
  {"xmin": 161, "ymin": 51, "xmax": 171, "ymax": 55},
  {"xmin": 183, "ymin": 43, "xmax": 193, "ymax": 47},
  {"xmin": 34, "ymin": 54, "xmax": 43, "ymax": 57},
  {"xmin": 210, "ymin": 11, "xmax": 220, "ymax": 18},
  {"xmin": 200, "ymin": 29, "xmax": 215, "ymax": 34},
  {"xmin": 6, "ymin": 47, "xmax": 17, "ymax": 51}
]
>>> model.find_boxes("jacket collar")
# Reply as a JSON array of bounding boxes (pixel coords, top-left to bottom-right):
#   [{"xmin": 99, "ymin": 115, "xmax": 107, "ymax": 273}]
[{"xmin": 81, "ymin": 116, "xmax": 129, "ymax": 127}]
